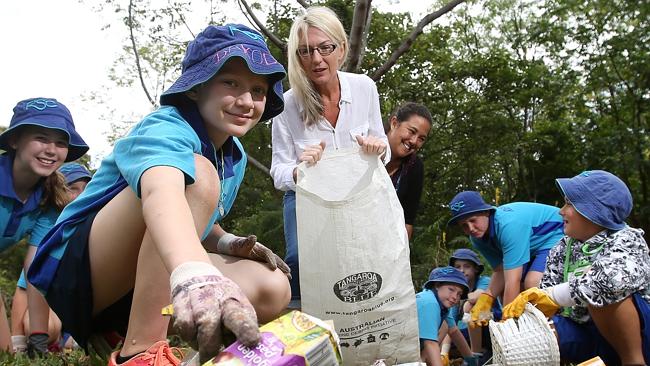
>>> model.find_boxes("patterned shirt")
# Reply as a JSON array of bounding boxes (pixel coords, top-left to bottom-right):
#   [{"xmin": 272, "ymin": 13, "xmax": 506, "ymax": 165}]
[{"xmin": 541, "ymin": 227, "xmax": 650, "ymax": 323}]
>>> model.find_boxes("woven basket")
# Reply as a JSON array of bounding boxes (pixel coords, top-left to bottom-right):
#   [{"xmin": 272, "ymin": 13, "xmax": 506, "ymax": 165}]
[{"xmin": 488, "ymin": 303, "xmax": 560, "ymax": 366}]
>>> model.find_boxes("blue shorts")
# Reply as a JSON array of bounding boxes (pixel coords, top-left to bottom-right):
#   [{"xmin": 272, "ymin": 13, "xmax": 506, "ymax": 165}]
[
  {"xmin": 45, "ymin": 211, "xmax": 131, "ymax": 349},
  {"xmin": 521, "ymin": 248, "xmax": 550, "ymax": 277},
  {"xmin": 552, "ymin": 292, "xmax": 650, "ymax": 365}
]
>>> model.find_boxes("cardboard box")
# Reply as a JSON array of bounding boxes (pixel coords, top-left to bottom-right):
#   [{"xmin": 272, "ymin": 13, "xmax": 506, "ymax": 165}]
[{"xmin": 204, "ymin": 310, "xmax": 342, "ymax": 366}]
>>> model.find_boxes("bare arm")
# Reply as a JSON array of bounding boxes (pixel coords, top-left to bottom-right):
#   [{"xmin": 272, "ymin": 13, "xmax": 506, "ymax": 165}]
[
  {"xmin": 448, "ymin": 326, "xmax": 472, "ymax": 357},
  {"xmin": 486, "ymin": 265, "xmax": 505, "ymax": 299},
  {"xmin": 421, "ymin": 340, "xmax": 444, "ymax": 366},
  {"xmin": 140, "ymin": 166, "xmax": 212, "ymax": 272},
  {"xmin": 503, "ymin": 266, "xmax": 523, "ymax": 305},
  {"xmin": 406, "ymin": 224, "xmax": 413, "ymax": 240}
]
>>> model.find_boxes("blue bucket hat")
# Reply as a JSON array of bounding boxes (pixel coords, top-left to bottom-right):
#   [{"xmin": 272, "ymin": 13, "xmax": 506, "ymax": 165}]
[
  {"xmin": 556, "ymin": 170, "xmax": 632, "ymax": 231},
  {"xmin": 423, "ymin": 266, "xmax": 469, "ymax": 293},
  {"xmin": 447, "ymin": 191, "xmax": 496, "ymax": 226},
  {"xmin": 0, "ymin": 98, "xmax": 89, "ymax": 162},
  {"xmin": 59, "ymin": 163, "xmax": 92, "ymax": 186},
  {"xmin": 448, "ymin": 248, "xmax": 484, "ymax": 275},
  {"xmin": 160, "ymin": 24, "xmax": 286, "ymax": 122}
]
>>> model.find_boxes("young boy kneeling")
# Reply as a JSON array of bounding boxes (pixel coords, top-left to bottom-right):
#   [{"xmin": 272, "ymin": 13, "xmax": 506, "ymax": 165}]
[
  {"xmin": 503, "ymin": 170, "xmax": 650, "ymax": 365},
  {"xmin": 416, "ymin": 266, "xmax": 479, "ymax": 366}
]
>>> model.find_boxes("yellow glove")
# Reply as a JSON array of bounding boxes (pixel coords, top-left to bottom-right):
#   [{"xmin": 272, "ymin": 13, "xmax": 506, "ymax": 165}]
[
  {"xmin": 502, "ymin": 287, "xmax": 560, "ymax": 319},
  {"xmin": 441, "ymin": 353, "xmax": 449, "ymax": 366},
  {"xmin": 469, "ymin": 292, "xmax": 494, "ymax": 327}
]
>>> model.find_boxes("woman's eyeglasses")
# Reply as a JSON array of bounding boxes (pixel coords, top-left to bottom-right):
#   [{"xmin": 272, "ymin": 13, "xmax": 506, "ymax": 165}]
[{"xmin": 296, "ymin": 44, "xmax": 337, "ymax": 58}]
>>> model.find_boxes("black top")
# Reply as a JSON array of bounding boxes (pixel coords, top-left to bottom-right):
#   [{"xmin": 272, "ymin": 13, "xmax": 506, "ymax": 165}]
[{"xmin": 390, "ymin": 155, "xmax": 424, "ymax": 225}]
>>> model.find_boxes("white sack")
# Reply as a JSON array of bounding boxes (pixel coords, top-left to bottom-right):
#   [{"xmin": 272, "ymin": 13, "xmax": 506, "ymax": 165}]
[{"xmin": 296, "ymin": 148, "xmax": 420, "ymax": 366}]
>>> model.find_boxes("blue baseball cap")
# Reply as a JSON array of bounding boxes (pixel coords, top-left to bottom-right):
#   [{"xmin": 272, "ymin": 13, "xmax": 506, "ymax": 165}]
[
  {"xmin": 0, "ymin": 98, "xmax": 89, "ymax": 162},
  {"xmin": 556, "ymin": 170, "xmax": 632, "ymax": 230},
  {"xmin": 447, "ymin": 191, "xmax": 495, "ymax": 226},
  {"xmin": 160, "ymin": 24, "xmax": 286, "ymax": 122},
  {"xmin": 423, "ymin": 266, "xmax": 469, "ymax": 293},
  {"xmin": 59, "ymin": 163, "xmax": 92, "ymax": 186},
  {"xmin": 448, "ymin": 248, "xmax": 484, "ymax": 275}
]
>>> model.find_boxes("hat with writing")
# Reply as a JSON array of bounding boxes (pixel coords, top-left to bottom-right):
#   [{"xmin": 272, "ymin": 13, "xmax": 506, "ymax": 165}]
[
  {"xmin": 556, "ymin": 170, "xmax": 632, "ymax": 230},
  {"xmin": 0, "ymin": 98, "xmax": 89, "ymax": 162},
  {"xmin": 423, "ymin": 266, "xmax": 469, "ymax": 293},
  {"xmin": 447, "ymin": 190, "xmax": 496, "ymax": 226},
  {"xmin": 160, "ymin": 24, "xmax": 286, "ymax": 122}
]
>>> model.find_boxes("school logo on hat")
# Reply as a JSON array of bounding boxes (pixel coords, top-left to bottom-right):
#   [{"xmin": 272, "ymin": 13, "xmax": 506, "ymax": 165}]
[
  {"xmin": 447, "ymin": 191, "xmax": 496, "ymax": 226},
  {"xmin": 160, "ymin": 24, "xmax": 286, "ymax": 122},
  {"xmin": 0, "ymin": 98, "xmax": 89, "ymax": 162}
]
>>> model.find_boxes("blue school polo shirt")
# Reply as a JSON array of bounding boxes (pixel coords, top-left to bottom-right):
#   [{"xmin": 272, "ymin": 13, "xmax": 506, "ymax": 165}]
[
  {"xmin": 416, "ymin": 288, "xmax": 456, "ymax": 342},
  {"xmin": 471, "ymin": 202, "xmax": 563, "ymax": 270},
  {"xmin": 0, "ymin": 155, "xmax": 59, "ymax": 252},
  {"xmin": 28, "ymin": 105, "xmax": 247, "ymax": 294}
]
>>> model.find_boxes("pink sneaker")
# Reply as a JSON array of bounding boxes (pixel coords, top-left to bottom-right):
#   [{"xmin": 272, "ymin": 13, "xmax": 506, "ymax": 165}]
[{"xmin": 108, "ymin": 341, "xmax": 183, "ymax": 366}]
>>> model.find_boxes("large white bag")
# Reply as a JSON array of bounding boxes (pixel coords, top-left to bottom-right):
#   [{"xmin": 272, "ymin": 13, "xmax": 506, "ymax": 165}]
[{"xmin": 296, "ymin": 148, "xmax": 420, "ymax": 366}]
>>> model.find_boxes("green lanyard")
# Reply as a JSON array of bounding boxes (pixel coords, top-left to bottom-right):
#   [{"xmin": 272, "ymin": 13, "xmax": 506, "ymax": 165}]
[{"xmin": 561, "ymin": 237, "xmax": 605, "ymax": 316}]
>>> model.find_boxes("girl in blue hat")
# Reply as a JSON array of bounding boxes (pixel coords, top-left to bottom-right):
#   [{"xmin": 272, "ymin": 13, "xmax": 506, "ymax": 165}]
[
  {"xmin": 447, "ymin": 190, "xmax": 564, "ymax": 327},
  {"xmin": 28, "ymin": 24, "xmax": 291, "ymax": 365},
  {"xmin": 503, "ymin": 170, "xmax": 650, "ymax": 365},
  {"xmin": 10, "ymin": 162, "xmax": 92, "ymax": 354},
  {"xmin": 416, "ymin": 266, "xmax": 479, "ymax": 366},
  {"xmin": 0, "ymin": 97, "xmax": 88, "ymax": 354}
]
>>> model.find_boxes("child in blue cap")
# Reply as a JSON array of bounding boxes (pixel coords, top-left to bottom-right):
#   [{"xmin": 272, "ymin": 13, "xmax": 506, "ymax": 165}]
[
  {"xmin": 503, "ymin": 170, "xmax": 650, "ymax": 365},
  {"xmin": 416, "ymin": 266, "xmax": 479, "ymax": 366},
  {"xmin": 10, "ymin": 162, "xmax": 91, "ymax": 353},
  {"xmin": 0, "ymin": 97, "xmax": 88, "ymax": 354},
  {"xmin": 447, "ymin": 190, "xmax": 564, "ymax": 326},
  {"xmin": 58, "ymin": 162, "xmax": 92, "ymax": 200},
  {"xmin": 444, "ymin": 248, "xmax": 498, "ymax": 357},
  {"xmin": 28, "ymin": 24, "xmax": 290, "ymax": 365}
]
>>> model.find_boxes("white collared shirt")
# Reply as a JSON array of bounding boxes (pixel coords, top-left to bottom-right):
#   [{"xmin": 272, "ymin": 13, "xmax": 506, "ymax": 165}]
[{"xmin": 270, "ymin": 71, "xmax": 390, "ymax": 191}]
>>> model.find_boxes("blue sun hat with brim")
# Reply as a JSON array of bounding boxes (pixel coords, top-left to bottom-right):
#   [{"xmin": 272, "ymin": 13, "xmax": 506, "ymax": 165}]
[
  {"xmin": 160, "ymin": 24, "xmax": 286, "ymax": 122},
  {"xmin": 448, "ymin": 248, "xmax": 484, "ymax": 275},
  {"xmin": 447, "ymin": 190, "xmax": 496, "ymax": 226},
  {"xmin": 423, "ymin": 266, "xmax": 469, "ymax": 293},
  {"xmin": 0, "ymin": 98, "xmax": 89, "ymax": 162},
  {"xmin": 556, "ymin": 170, "xmax": 632, "ymax": 231},
  {"xmin": 59, "ymin": 163, "xmax": 92, "ymax": 186}
]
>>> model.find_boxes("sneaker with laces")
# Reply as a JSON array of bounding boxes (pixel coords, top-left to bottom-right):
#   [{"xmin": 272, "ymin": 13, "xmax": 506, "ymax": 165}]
[{"xmin": 108, "ymin": 341, "xmax": 183, "ymax": 366}]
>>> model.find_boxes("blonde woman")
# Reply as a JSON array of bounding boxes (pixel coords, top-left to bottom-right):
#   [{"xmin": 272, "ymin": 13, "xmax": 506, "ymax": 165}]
[{"xmin": 271, "ymin": 6, "xmax": 390, "ymax": 306}]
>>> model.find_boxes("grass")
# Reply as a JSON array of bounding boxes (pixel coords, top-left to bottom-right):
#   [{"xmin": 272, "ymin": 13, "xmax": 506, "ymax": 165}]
[{"xmin": 0, "ymin": 349, "xmax": 106, "ymax": 366}]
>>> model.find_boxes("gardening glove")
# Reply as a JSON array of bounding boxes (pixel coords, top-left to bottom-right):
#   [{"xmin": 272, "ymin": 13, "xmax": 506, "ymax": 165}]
[
  {"xmin": 441, "ymin": 353, "xmax": 450, "ymax": 366},
  {"xmin": 217, "ymin": 233, "xmax": 291, "ymax": 278},
  {"xmin": 469, "ymin": 293, "xmax": 494, "ymax": 328},
  {"xmin": 170, "ymin": 261, "xmax": 260, "ymax": 363},
  {"xmin": 502, "ymin": 287, "xmax": 560, "ymax": 319}
]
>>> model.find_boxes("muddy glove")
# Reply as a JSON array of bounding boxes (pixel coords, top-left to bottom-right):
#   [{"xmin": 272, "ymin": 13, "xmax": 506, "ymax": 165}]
[
  {"xmin": 502, "ymin": 287, "xmax": 561, "ymax": 319},
  {"xmin": 217, "ymin": 233, "xmax": 291, "ymax": 278},
  {"xmin": 441, "ymin": 353, "xmax": 449, "ymax": 366},
  {"xmin": 469, "ymin": 293, "xmax": 494, "ymax": 328},
  {"xmin": 170, "ymin": 261, "xmax": 260, "ymax": 363}
]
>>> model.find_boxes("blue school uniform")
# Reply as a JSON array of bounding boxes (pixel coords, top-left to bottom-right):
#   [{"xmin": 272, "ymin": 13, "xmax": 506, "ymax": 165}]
[
  {"xmin": 0, "ymin": 155, "xmax": 59, "ymax": 252},
  {"xmin": 28, "ymin": 104, "xmax": 247, "ymax": 294},
  {"xmin": 416, "ymin": 288, "xmax": 456, "ymax": 343},
  {"xmin": 470, "ymin": 202, "xmax": 563, "ymax": 270}
]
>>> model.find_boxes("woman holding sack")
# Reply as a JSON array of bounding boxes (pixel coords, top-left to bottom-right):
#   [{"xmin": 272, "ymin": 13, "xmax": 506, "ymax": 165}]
[{"xmin": 270, "ymin": 6, "xmax": 389, "ymax": 306}]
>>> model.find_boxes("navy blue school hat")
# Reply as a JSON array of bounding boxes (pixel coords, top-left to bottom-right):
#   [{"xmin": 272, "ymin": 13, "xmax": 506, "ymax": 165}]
[
  {"xmin": 423, "ymin": 266, "xmax": 469, "ymax": 293},
  {"xmin": 59, "ymin": 163, "xmax": 92, "ymax": 185},
  {"xmin": 448, "ymin": 248, "xmax": 484, "ymax": 275},
  {"xmin": 0, "ymin": 98, "xmax": 89, "ymax": 162},
  {"xmin": 447, "ymin": 191, "xmax": 496, "ymax": 226},
  {"xmin": 160, "ymin": 24, "xmax": 286, "ymax": 122},
  {"xmin": 556, "ymin": 170, "xmax": 632, "ymax": 231}
]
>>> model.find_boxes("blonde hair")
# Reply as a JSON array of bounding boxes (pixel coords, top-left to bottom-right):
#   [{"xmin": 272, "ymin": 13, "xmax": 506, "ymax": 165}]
[
  {"xmin": 41, "ymin": 170, "xmax": 71, "ymax": 211},
  {"xmin": 287, "ymin": 6, "xmax": 349, "ymax": 125}
]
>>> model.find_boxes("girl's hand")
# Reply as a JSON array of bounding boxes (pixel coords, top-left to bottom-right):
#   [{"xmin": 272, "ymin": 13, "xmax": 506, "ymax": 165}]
[
  {"xmin": 170, "ymin": 262, "xmax": 259, "ymax": 363},
  {"xmin": 355, "ymin": 135, "xmax": 387, "ymax": 156},
  {"xmin": 299, "ymin": 141, "xmax": 326, "ymax": 165},
  {"xmin": 217, "ymin": 233, "xmax": 291, "ymax": 278}
]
